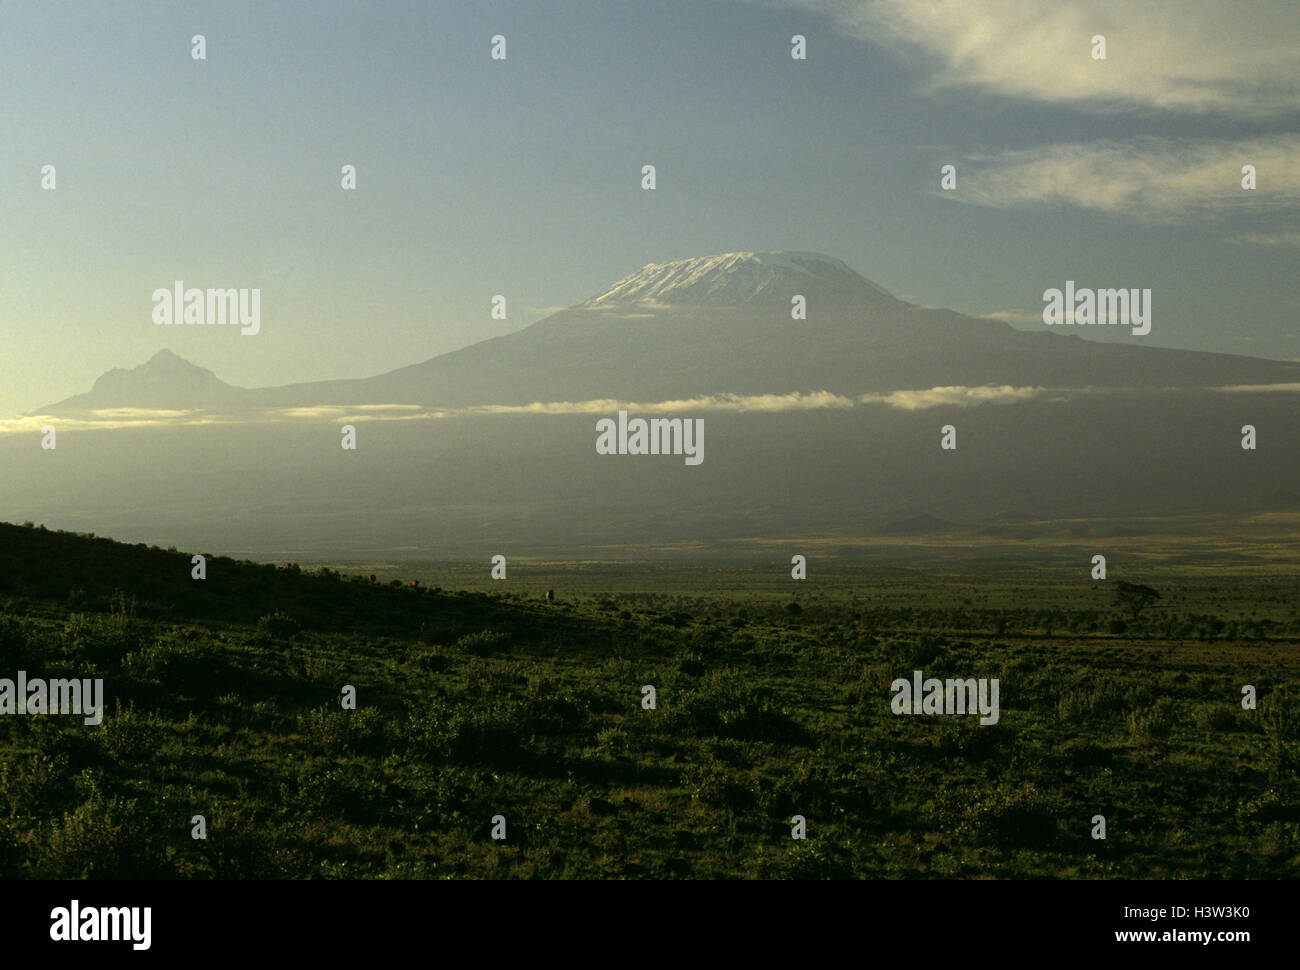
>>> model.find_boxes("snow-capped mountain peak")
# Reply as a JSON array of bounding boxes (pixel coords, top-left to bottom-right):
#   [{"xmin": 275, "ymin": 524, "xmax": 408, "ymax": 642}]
[{"xmin": 580, "ymin": 251, "xmax": 895, "ymax": 308}]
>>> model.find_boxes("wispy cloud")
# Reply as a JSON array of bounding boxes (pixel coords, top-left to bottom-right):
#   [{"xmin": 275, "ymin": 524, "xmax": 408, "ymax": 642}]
[
  {"xmin": 861, "ymin": 385, "xmax": 1043, "ymax": 410},
  {"xmin": 277, "ymin": 404, "xmax": 425, "ymax": 420},
  {"xmin": 11, "ymin": 381, "xmax": 1296, "ymax": 436},
  {"xmin": 519, "ymin": 305, "xmax": 574, "ymax": 318},
  {"xmin": 1225, "ymin": 231, "xmax": 1300, "ymax": 248},
  {"xmin": 3, "ymin": 387, "xmax": 1045, "ymax": 434},
  {"xmin": 744, "ymin": 0, "xmax": 1300, "ymax": 117},
  {"xmin": 1212, "ymin": 383, "xmax": 1300, "ymax": 394},
  {"xmin": 0, "ymin": 409, "xmax": 227, "ymax": 433},
  {"xmin": 942, "ymin": 136, "xmax": 1300, "ymax": 220},
  {"xmin": 979, "ymin": 309, "xmax": 1042, "ymax": 327}
]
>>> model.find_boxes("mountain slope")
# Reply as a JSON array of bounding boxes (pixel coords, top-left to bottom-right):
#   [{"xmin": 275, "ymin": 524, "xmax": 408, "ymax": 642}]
[
  {"xmin": 40, "ymin": 349, "xmax": 245, "ymax": 412},
  {"xmin": 38, "ymin": 251, "xmax": 1300, "ymax": 413},
  {"xmin": 580, "ymin": 251, "xmax": 897, "ymax": 308}
]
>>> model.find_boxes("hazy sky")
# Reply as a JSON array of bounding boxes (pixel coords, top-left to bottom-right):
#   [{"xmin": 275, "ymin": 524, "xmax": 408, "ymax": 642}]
[{"xmin": 2, "ymin": 0, "xmax": 1297, "ymax": 416}]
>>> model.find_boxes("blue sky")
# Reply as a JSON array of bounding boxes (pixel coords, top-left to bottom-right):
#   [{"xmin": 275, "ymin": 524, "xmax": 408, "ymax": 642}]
[{"xmin": 2, "ymin": 0, "xmax": 1297, "ymax": 415}]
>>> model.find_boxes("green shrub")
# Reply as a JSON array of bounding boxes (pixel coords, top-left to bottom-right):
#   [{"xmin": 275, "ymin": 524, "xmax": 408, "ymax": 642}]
[
  {"xmin": 123, "ymin": 628, "xmax": 223, "ymax": 692},
  {"xmin": 1261, "ymin": 692, "xmax": 1299, "ymax": 741},
  {"xmin": 0, "ymin": 816, "xmax": 23, "ymax": 872},
  {"xmin": 455, "ymin": 630, "xmax": 511, "ymax": 657},
  {"xmin": 464, "ymin": 658, "xmax": 526, "ymax": 692},
  {"xmin": 286, "ymin": 765, "xmax": 389, "ymax": 824},
  {"xmin": 296, "ymin": 705, "xmax": 387, "ymax": 755},
  {"xmin": 38, "ymin": 792, "xmax": 173, "ymax": 878},
  {"xmin": 935, "ymin": 719, "xmax": 1017, "ymax": 760},
  {"xmin": 410, "ymin": 647, "xmax": 451, "ymax": 673},
  {"xmin": 62, "ymin": 611, "xmax": 142, "ymax": 663},
  {"xmin": 256, "ymin": 611, "xmax": 300, "ymax": 640},
  {"xmin": 754, "ymin": 840, "xmax": 855, "ymax": 879},
  {"xmin": 669, "ymin": 668, "xmax": 804, "ymax": 743},
  {"xmin": 935, "ymin": 782, "xmax": 1062, "ymax": 846},
  {"xmin": 1058, "ymin": 681, "xmax": 1142, "ymax": 720},
  {"xmin": 393, "ymin": 698, "xmax": 533, "ymax": 766},
  {"xmin": 97, "ymin": 702, "xmax": 166, "ymax": 763},
  {"xmin": 394, "ymin": 701, "xmax": 459, "ymax": 759},
  {"xmin": 764, "ymin": 760, "xmax": 836, "ymax": 816},
  {"xmin": 681, "ymin": 759, "xmax": 732, "ymax": 806},
  {"xmin": 1127, "ymin": 697, "xmax": 1178, "ymax": 743},
  {"xmin": 1192, "ymin": 703, "xmax": 1239, "ymax": 733},
  {"xmin": 595, "ymin": 725, "xmax": 631, "ymax": 759},
  {"xmin": 1056, "ymin": 738, "xmax": 1112, "ymax": 768},
  {"xmin": 1238, "ymin": 788, "xmax": 1292, "ymax": 824},
  {"xmin": 907, "ymin": 635, "xmax": 945, "ymax": 667},
  {"xmin": 0, "ymin": 614, "xmax": 37, "ymax": 669},
  {"xmin": 0, "ymin": 746, "xmax": 76, "ymax": 817}
]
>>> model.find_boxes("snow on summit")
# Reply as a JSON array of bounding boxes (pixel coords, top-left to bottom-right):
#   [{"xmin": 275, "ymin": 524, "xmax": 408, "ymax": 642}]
[{"xmin": 581, "ymin": 251, "xmax": 896, "ymax": 308}]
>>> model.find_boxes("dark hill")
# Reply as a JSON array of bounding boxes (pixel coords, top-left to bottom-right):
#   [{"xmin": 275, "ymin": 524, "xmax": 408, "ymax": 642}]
[{"xmin": 0, "ymin": 521, "xmax": 558, "ymax": 642}]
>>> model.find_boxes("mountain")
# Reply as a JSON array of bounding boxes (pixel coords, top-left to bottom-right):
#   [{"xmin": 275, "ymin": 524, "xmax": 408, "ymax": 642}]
[
  {"xmin": 14, "ymin": 251, "xmax": 1299, "ymax": 557},
  {"xmin": 38, "ymin": 251, "xmax": 1300, "ymax": 414},
  {"xmin": 39, "ymin": 348, "xmax": 245, "ymax": 412},
  {"xmin": 579, "ymin": 251, "xmax": 897, "ymax": 308}
]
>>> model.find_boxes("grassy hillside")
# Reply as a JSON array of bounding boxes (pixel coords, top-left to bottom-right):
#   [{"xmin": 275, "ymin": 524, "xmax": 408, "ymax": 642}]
[{"xmin": 0, "ymin": 521, "xmax": 1297, "ymax": 878}]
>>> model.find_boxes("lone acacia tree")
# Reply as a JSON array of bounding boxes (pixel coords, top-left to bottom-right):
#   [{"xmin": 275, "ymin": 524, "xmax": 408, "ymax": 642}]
[{"xmin": 1115, "ymin": 580, "xmax": 1160, "ymax": 622}]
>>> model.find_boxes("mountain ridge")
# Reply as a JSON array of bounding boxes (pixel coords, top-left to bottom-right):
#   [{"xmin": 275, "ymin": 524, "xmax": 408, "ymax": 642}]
[
  {"xmin": 43, "ymin": 348, "xmax": 244, "ymax": 412},
  {"xmin": 34, "ymin": 250, "xmax": 1300, "ymax": 414},
  {"xmin": 580, "ymin": 251, "xmax": 897, "ymax": 308}
]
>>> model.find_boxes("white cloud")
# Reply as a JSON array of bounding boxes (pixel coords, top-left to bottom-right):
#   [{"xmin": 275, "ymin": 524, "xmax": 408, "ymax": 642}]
[
  {"xmin": 747, "ymin": 0, "xmax": 1300, "ymax": 116},
  {"xmin": 1212, "ymin": 383, "xmax": 1300, "ymax": 393},
  {"xmin": 519, "ymin": 305, "xmax": 574, "ymax": 317},
  {"xmin": 862, "ymin": 385, "xmax": 1044, "ymax": 409},
  {"xmin": 277, "ymin": 404, "xmax": 424, "ymax": 420},
  {"xmin": 1225, "ymin": 231, "xmax": 1300, "ymax": 248},
  {"xmin": 14, "ymin": 381, "xmax": 1298, "ymax": 435},
  {"xmin": 979, "ymin": 309, "xmax": 1042, "ymax": 327},
  {"xmin": 944, "ymin": 136, "xmax": 1300, "ymax": 219},
  {"xmin": 0, "ymin": 408, "xmax": 227, "ymax": 433},
  {"xmin": 2, "ymin": 387, "xmax": 1045, "ymax": 434}
]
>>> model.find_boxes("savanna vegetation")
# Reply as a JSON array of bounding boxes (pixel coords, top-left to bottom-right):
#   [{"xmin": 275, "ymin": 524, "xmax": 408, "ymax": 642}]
[{"xmin": 0, "ymin": 521, "xmax": 1296, "ymax": 878}]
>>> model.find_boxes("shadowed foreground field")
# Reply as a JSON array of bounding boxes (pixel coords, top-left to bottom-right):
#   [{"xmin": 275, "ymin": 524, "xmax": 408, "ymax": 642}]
[{"xmin": 0, "ymin": 521, "xmax": 1296, "ymax": 878}]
